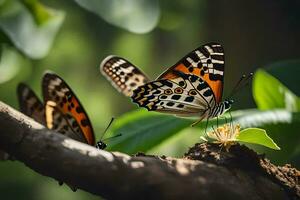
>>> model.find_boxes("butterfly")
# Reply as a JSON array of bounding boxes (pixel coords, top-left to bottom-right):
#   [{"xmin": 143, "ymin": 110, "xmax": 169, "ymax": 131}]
[
  {"xmin": 17, "ymin": 72, "xmax": 121, "ymax": 191},
  {"xmin": 100, "ymin": 42, "xmax": 233, "ymax": 125},
  {"xmin": 17, "ymin": 72, "xmax": 112, "ymax": 149}
]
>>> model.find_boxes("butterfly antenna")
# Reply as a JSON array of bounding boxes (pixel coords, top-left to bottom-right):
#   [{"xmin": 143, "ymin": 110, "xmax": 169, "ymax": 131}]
[
  {"xmin": 99, "ymin": 117, "xmax": 115, "ymax": 141},
  {"xmin": 235, "ymin": 73, "xmax": 253, "ymax": 92},
  {"xmin": 102, "ymin": 133, "xmax": 122, "ymax": 142},
  {"xmin": 100, "ymin": 117, "xmax": 122, "ymax": 142},
  {"xmin": 227, "ymin": 74, "xmax": 246, "ymax": 98},
  {"xmin": 242, "ymin": 72, "xmax": 253, "ymax": 87},
  {"xmin": 226, "ymin": 73, "xmax": 253, "ymax": 99}
]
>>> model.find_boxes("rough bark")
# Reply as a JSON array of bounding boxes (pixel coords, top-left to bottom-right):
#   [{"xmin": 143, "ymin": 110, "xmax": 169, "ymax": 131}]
[{"xmin": 0, "ymin": 101, "xmax": 299, "ymax": 200}]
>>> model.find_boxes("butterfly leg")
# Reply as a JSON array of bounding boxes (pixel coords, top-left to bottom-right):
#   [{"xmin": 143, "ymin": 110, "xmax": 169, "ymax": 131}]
[
  {"xmin": 211, "ymin": 123, "xmax": 218, "ymax": 137},
  {"xmin": 204, "ymin": 118, "xmax": 209, "ymax": 136},
  {"xmin": 229, "ymin": 111, "xmax": 233, "ymax": 129},
  {"xmin": 217, "ymin": 115, "xmax": 229, "ymax": 125},
  {"xmin": 191, "ymin": 110, "xmax": 209, "ymax": 127},
  {"xmin": 191, "ymin": 114, "xmax": 206, "ymax": 127}
]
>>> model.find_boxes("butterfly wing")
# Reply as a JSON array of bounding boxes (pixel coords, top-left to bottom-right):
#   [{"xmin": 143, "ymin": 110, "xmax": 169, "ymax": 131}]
[
  {"xmin": 17, "ymin": 83, "xmax": 46, "ymax": 125},
  {"xmin": 42, "ymin": 72, "xmax": 95, "ymax": 145},
  {"xmin": 132, "ymin": 72, "xmax": 216, "ymax": 117},
  {"xmin": 45, "ymin": 102, "xmax": 88, "ymax": 143},
  {"xmin": 100, "ymin": 55, "xmax": 150, "ymax": 97},
  {"xmin": 157, "ymin": 43, "xmax": 225, "ymax": 103}
]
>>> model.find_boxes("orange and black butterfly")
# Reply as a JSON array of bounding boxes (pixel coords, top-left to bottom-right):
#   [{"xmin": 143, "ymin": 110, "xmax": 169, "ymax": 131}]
[
  {"xmin": 17, "ymin": 72, "xmax": 113, "ymax": 149},
  {"xmin": 100, "ymin": 43, "xmax": 233, "ymax": 125},
  {"xmin": 17, "ymin": 72, "xmax": 120, "ymax": 191}
]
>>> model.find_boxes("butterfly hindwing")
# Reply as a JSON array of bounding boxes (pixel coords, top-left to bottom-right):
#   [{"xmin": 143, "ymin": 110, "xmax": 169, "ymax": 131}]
[
  {"xmin": 157, "ymin": 43, "xmax": 225, "ymax": 103},
  {"xmin": 42, "ymin": 72, "xmax": 95, "ymax": 145},
  {"xmin": 100, "ymin": 55, "xmax": 150, "ymax": 97},
  {"xmin": 132, "ymin": 72, "xmax": 216, "ymax": 117},
  {"xmin": 17, "ymin": 83, "xmax": 46, "ymax": 125}
]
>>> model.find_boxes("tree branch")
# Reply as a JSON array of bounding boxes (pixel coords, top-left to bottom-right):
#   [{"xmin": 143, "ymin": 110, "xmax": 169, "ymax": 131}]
[{"xmin": 0, "ymin": 101, "xmax": 298, "ymax": 200}]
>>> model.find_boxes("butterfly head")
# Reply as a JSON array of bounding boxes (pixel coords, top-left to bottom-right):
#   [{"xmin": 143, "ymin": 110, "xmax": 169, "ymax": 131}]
[
  {"xmin": 224, "ymin": 99, "xmax": 234, "ymax": 110},
  {"xmin": 96, "ymin": 141, "xmax": 107, "ymax": 150}
]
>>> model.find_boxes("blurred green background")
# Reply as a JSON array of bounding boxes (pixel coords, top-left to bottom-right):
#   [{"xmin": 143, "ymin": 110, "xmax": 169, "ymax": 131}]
[{"xmin": 0, "ymin": 0, "xmax": 300, "ymax": 199}]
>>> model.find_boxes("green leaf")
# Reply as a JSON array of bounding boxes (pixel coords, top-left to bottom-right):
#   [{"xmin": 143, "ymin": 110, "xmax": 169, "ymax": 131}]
[
  {"xmin": 253, "ymin": 69, "xmax": 300, "ymax": 111},
  {"xmin": 73, "ymin": 0, "xmax": 160, "ymax": 34},
  {"xmin": 266, "ymin": 60, "xmax": 300, "ymax": 96},
  {"xmin": 106, "ymin": 109, "xmax": 191, "ymax": 154},
  {"xmin": 0, "ymin": 0, "xmax": 65, "ymax": 59},
  {"xmin": 237, "ymin": 128, "xmax": 280, "ymax": 150}
]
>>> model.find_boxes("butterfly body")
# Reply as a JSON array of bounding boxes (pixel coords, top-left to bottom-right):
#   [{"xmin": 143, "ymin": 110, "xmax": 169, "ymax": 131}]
[
  {"xmin": 101, "ymin": 43, "xmax": 232, "ymax": 123},
  {"xmin": 207, "ymin": 100, "xmax": 233, "ymax": 119}
]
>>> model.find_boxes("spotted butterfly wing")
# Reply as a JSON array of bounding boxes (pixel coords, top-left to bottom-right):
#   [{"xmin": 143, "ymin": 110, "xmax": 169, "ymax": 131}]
[
  {"xmin": 132, "ymin": 43, "xmax": 232, "ymax": 122},
  {"xmin": 17, "ymin": 83, "xmax": 46, "ymax": 125},
  {"xmin": 42, "ymin": 72, "xmax": 95, "ymax": 145},
  {"xmin": 132, "ymin": 71, "xmax": 216, "ymax": 119},
  {"xmin": 100, "ymin": 55, "xmax": 150, "ymax": 97},
  {"xmin": 157, "ymin": 42, "xmax": 225, "ymax": 103}
]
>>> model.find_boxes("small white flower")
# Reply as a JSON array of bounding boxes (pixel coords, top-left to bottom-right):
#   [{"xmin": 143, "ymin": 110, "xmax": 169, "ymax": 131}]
[{"xmin": 201, "ymin": 124, "xmax": 241, "ymax": 151}]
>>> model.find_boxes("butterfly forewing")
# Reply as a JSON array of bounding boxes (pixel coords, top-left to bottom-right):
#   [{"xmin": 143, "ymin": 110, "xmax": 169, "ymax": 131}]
[
  {"xmin": 100, "ymin": 55, "xmax": 150, "ymax": 97},
  {"xmin": 132, "ymin": 72, "xmax": 216, "ymax": 117},
  {"xmin": 17, "ymin": 83, "xmax": 46, "ymax": 125},
  {"xmin": 42, "ymin": 72, "xmax": 95, "ymax": 145},
  {"xmin": 45, "ymin": 101, "xmax": 88, "ymax": 143},
  {"xmin": 157, "ymin": 43, "xmax": 225, "ymax": 103}
]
